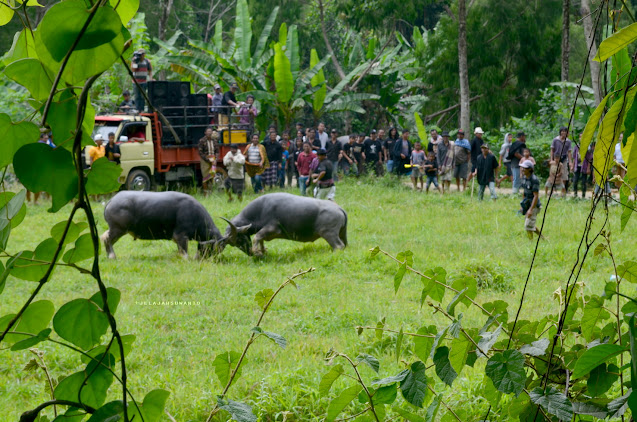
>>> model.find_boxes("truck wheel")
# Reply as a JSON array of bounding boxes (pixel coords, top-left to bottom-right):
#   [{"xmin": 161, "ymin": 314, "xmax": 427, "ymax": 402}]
[{"xmin": 127, "ymin": 170, "xmax": 152, "ymax": 191}]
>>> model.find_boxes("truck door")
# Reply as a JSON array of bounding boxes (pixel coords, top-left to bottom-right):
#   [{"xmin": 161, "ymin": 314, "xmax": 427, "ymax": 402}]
[{"xmin": 118, "ymin": 122, "xmax": 155, "ymax": 184}]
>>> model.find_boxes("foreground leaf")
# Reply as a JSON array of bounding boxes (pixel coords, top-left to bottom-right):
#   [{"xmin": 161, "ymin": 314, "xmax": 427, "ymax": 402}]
[
  {"xmin": 128, "ymin": 389, "xmax": 170, "ymax": 422},
  {"xmin": 53, "ymin": 298, "xmax": 109, "ymax": 350},
  {"xmin": 400, "ymin": 361, "xmax": 427, "ymax": 408},
  {"xmin": 251, "ymin": 326, "xmax": 287, "ymax": 349},
  {"xmin": 54, "ymin": 356, "xmax": 115, "ymax": 409},
  {"xmin": 433, "ymin": 346, "xmax": 457, "ymax": 386},
  {"xmin": 319, "ymin": 364, "xmax": 344, "ymax": 396},
  {"xmin": 485, "ymin": 350, "xmax": 526, "ymax": 396},
  {"xmin": 326, "ymin": 385, "xmax": 362, "ymax": 421},
  {"xmin": 212, "ymin": 351, "xmax": 243, "ymax": 387},
  {"xmin": 572, "ymin": 344, "xmax": 626, "ymax": 378},
  {"xmin": 217, "ymin": 397, "xmax": 256, "ymax": 422},
  {"xmin": 519, "ymin": 338, "xmax": 550, "ymax": 357},
  {"xmin": 529, "ymin": 386, "xmax": 573, "ymax": 421},
  {"xmin": 356, "ymin": 353, "xmax": 380, "ymax": 373},
  {"xmin": 85, "ymin": 157, "xmax": 122, "ymax": 195},
  {"xmin": 595, "ymin": 22, "xmax": 637, "ymax": 62}
]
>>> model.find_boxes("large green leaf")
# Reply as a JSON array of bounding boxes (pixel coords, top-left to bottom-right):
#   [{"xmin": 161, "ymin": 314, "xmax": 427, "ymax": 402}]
[
  {"xmin": 4, "ymin": 58, "xmax": 54, "ymax": 101},
  {"xmin": 286, "ymin": 25, "xmax": 300, "ymax": 77},
  {"xmin": 213, "ymin": 20, "xmax": 223, "ymax": 51},
  {"xmin": 415, "ymin": 112, "xmax": 428, "ymax": 150},
  {"xmin": 0, "ymin": 114, "xmax": 39, "ymax": 169},
  {"xmin": 251, "ymin": 326, "xmax": 287, "ymax": 349},
  {"xmin": 87, "ymin": 400, "xmax": 124, "ymax": 422},
  {"xmin": 11, "ymin": 238, "xmax": 59, "ymax": 281},
  {"xmin": 580, "ymin": 92, "xmax": 611, "ymax": 158},
  {"xmin": 273, "ymin": 42, "xmax": 293, "ymax": 103},
  {"xmin": 326, "ymin": 385, "xmax": 362, "ymax": 421},
  {"xmin": 109, "ymin": 0, "xmax": 139, "ymax": 24},
  {"xmin": 581, "ymin": 296, "xmax": 611, "ymax": 341},
  {"xmin": 50, "ymin": 220, "xmax": 88, "ymax": 245},
  {"xmin": 372, "ymin": 369, "xmax": 409, "ymax": 386},
  {"xmin": 572, "ymin": 344, "xmax": 626, "ymax": 378},
  {"xmin": 53, "ymin": 298, "xmax": 110, "ymax": 350},
  {"xmin": 35, "ymin": 6, "xmax": 126, "ymax": 85},
  {"xmin": 82, "ymin": 334, "xmax": 135, "ymax": 364},
  {"xmin": 529, "ymin": 387, "xmax": 573, "ymax": 421},
  {"xmin": 2, "ymin": 29, "xmax": 37, "ymax": 66},
  {"xmin": 2, "ymin": 300, "xmax": 54, "ymax": 344},
  {"xmin": 628, "ymin": 315, "xmax": 637, "ymax": 416},
  {"xmin": 356, "ymin": 353, "xmax": 380, "ymax": 373},
  {"xmin": 0, "ymin": 189, "xmax": 27, "ymax": 229},
  {"xmin": 519, "ymin": 338, "xmax": 550, "ymax": 357},
  {"xmin": 128, "ymin": 389, "xmax": 170, "ymax": 422},
  {"xmin": 63, "ymin": 233, "xmax": 95, "ymax": 264},
  {"xmin": 618, "ymin": 261, "xmax": 637, "ymax": 283},
  {"xmin": 54, "ymin": 356, "xmax": 115, "ymax": 409},
  {"xmin": 400, "ymin": 361, "xmax": 428, "ymax": 408},
  {"xmin": 587, "ymin": 363, "xmax": 618, "ymax": 396},
  {"xmin": 433, "ymin": 346, "xmax": 457, "ymax": 386},
  {"xmin": 233, "ymin": 0, "xmax": 252, "ymax": 69},
  {"xmin": 595, "ymin": 22, "xmax": 637, "ymax": 62},
  {"xmin": 414, "ymin": 325, "xmax": 436, "ymax": 363},
  {"xmin": 319, "ymin": 364, "xmax": 344, "ymax": 396},
  {"xmin": 0, "ymin": 2, "xmax": 14, "ymax": 26},
  {"xmin": 594, "ymin": 86, "xmax": 637, "ymax": 185},
  {"xmin": 485, "ymin": 350, "xmax": 526, "ymax": 396},
  {"xmin": 310, "ymin": 49, "xmax": 326, "ymax": 112},
  {"xmin": 611, "ymin": 48, "xmax": 631, "ymax": 93},
  {"xmin": 449, "ymin": 335, "xmax": 471, "ymax": 374},
  {"xmin": 477, "ymin": 326, "xmax": 501, "ymax": 358},
  {"xmin": 212, "ymin": 351, "xmax": 244, "ymax": 387},
  {"xmin": 254, "ymin": 6, "xmax": 278, "ymax": 61},
  {"xmin": 85, "ymin": 157, "xmax": 121, "ymax": 195},
  {"xmin": 14, "ymin": 143, "xmax": 78, "ymax": 212}
]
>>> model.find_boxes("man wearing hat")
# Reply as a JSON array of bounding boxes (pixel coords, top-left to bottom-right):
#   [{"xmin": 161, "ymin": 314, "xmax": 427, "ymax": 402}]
[
  {"xmin": 210, "ymin": 83, "xmax": 223, "ymax": 123},
  {"xmin": 89, "ymin": 134, "xmax": 106, "ymax": 165},
  {"xmin": 453, "ymin": 129, "xmax": 471, "ymax": 191},
  {"xmin": 223, "ymin": 144, "xmax": 246, "ymax": 202},
  {"xmin": 470, "ymin": 127, "xmax": 485, "ymax": 175},
  {"xmin": 520, "ymin": 160, "xmax": 542, "ymax": 239},
  {"xmin": 131, "ymin": 48, "xmax": 152, "ymax": 112},
  {"xmin": 220, "ymin": 82, "xmax": 244, "ymax": 125},
  {"xmin": 312, "ymin": 149, "xmax": 336, "ymax": 200},
  {"xmin": 436, "ymin": 131, "xmax": 454, "ymax": 194},
  {"xmin": 472, "ymin": 143, "xmax": 499, "ymax": 201},
  {"xmin": 118, "ymin": 90, "xmax": 136, "ymax": 113}
]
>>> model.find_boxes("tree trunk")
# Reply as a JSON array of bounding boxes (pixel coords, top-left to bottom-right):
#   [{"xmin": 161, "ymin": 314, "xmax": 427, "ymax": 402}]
[
  {"xmin": 561, "ymin": 0, "xmax": 570, "ymax": 99},
  {"xmin": 581, "ymin": 0, "xmax": 602, "ymax": 105},
  {"xmin": 158, "ymin": 0, "xmax": 174, "ymax": 41},
  {"xmin": 458, "ymin": 0, "xmax": 470, "ymax": 133}
]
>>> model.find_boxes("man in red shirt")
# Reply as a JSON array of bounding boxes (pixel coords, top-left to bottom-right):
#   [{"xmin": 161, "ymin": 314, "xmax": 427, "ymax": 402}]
[{"xmin": 296, "ymin": 142, "xmax": 317, "ymax": 196}]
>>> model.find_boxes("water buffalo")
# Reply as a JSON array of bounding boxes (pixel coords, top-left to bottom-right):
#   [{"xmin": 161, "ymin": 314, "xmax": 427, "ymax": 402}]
[
  {"xmin": 101, "ymin": 191, "xmax": 247, "ymax": 259},
  {"xmin": 222, "ymin": 193, "xmax": 347, "ymax": 256}
]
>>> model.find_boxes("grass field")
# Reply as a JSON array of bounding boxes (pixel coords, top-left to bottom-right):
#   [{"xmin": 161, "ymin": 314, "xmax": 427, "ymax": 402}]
[{"xmin": 1, "ymin": 177, "xmax": 635, "ymax": 421}]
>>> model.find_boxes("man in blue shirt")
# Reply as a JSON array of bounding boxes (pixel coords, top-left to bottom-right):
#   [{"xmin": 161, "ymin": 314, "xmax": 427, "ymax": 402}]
[{"xmin": 453, "ymin": 129, "xmax": 471, "ymax": 191}]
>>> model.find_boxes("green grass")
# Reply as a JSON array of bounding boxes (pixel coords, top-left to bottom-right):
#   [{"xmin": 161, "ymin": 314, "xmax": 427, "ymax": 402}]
[{"xmin": 1, "ymin": 178, "xmax": 635, "ymax": 421}]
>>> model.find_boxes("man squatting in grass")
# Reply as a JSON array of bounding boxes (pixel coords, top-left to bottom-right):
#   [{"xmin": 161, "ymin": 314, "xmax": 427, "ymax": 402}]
[{"xmin": 520, "ymin": 160, "xmax": 543, "ymax": 239}]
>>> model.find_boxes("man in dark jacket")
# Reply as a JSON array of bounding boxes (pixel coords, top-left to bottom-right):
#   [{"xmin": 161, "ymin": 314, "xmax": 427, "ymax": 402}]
[
  {"xmin": 262, "ymin": 131, "xmax": 283, "ymax": 189},
  {"xmin": 472, "ymin": 144, "xmax": 499, "ymax": 200},
  {"xmin": 393, "ymin": 129, "xmax": 413, "ymax": 176},
  {"xmin": 469, "ymin": 127, "xmax": 484, "ymax": 174},
  {"xmin": 326, "ymin": 128, "xmax": 343, "ymax": 175}
]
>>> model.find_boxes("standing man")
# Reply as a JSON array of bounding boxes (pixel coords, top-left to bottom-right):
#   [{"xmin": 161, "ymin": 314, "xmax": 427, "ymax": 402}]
[
  {"xmin": 393, "ymin": 129, "xmax": 413, "ymax": 176},
  {"xmin": 340, "ymin": 135, "xmax": 356, "ymax": 176},
  {"xmin": 472, "ymin": 144, "xmax": 499, "ymax": 201},
  {"xmin": 326, "ymin": 128, "xmax": 343, "ymax": 176},
  {"xmin": 223, "ymin": 144, "xmax": 246, "ymax": 202},
  {"xmin": 263, "ymin": 131, "xmax": 283, "ymax": 190},
  {"xmin": 436, "ymin": 131, "xmax": 454, "ymax": 194},
  {"xmin": 364, "ymin": 129, "xmax": 383, "ymax": 176},
  {"xmin": 469, "ymin": 127, "xmax": 484, "ymax": 176},
  {"xmin": 131, "ymin": 48, "xmax": 152, "ymax": 113},
  {"xmin": 550, "ymin": 127, "xmax": 573, "ymax": 197},
  {"xmin": 313, "ymin": 149, "xmax": 336, "ymax": 200},
  {"xmin": 496, "ymin": 133, "xmax": 513, "ymax": 187},
  {"xmin": 520, "ymin": 161, "xmax": 542, "ymax": 239},
  {"xmin": 509, "ymin": 132, "xmax": 527, "ymax": 194},
  {"xmin": 428, "ymin": 129, "xmax": 441, "ymax": 154},
  {"xmin": 198, "ymin": 126, "xmax": 219, "ymax": 192},
  {"xmin": 384, "ymin": 127, "xmax": 399, "ymax": 174},
  {"xmin": 89, "ymin": 134, "xmax": 106, "ymax": 165},
  {"xmin": 297, "ymin": 142, "xmax": 315, "ymax": 195},
  {"xmin": 105, "ymin": 132, "xmax": 121, "ymax": 165},
  {"xmin": 377, "ymin": 129, "xmax": 387, "ymax": 164},
  {"xmin": 315, "ymin": 122, "xmax": 329, "ymax": 150},
  {"xmin": 210, "ymin": 83, "xmax": 223, "ymax": 123},
  {"xmin": 353, "ymin": 134, "xmax": 366, "ymax": 176},
  {"xmin": 453, "ymin": 129, "xmax": 471, "ymax": 191},
  {"xmin": 220, "ymin": 82, "xmax": 243, "ymax": 125}
]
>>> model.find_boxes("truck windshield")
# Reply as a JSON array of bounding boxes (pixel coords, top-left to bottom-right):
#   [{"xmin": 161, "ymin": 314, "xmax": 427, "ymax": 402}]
[{"xmin": 92, "ymin": 125, "xmax": 120, "ymax": 141}]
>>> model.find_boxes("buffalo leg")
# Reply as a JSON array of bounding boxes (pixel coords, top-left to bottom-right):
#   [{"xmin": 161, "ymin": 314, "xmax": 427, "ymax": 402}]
[
  {"xmin": 173, "ymin": 233, "xmax": 189, "ymax": 258},
  {"xmin": 323, "ymin": 231, "xmax": 346, "ymax": 251},
  {"xmin": 101, "ymin": 229, "xmax": 125, "ymax": 259},
  {"xmin": 252, "ymin": 225, "xmax": 280, "ymax": 255}
]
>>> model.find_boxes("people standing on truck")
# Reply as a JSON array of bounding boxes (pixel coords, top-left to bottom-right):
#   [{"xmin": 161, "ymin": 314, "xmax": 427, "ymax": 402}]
[
  {"xmin": 105, "ymin": 132, "xmax": 121, "ymax": 165},
  {"xmin": 238, "ymin": 94, "xmax": 258, "ymax": 127},
  {"xmin": 131, "ymin": 48, "xmax": 152, "ymax": 112},
  {"xmin": 223, "ymin": 144, "xmax": 246, "ymax": 202},
  {"xmin": 211, "ymin": 84, "xmax": 223, "ymax": 123},
  {"xmin": 198, "ymin": 126, "xmax": 219, "ymax": 192},
  {"xmin": 89, "ymin": 134, "xmax": 106, "ymax": 165},
  {"xmin": 220, "ymin": 82, "xmax": 243, "ymax": 125},
  {"xmin": 244, "ymin": 133, "xmax": 267, "ymax": 194},
  {"xmin": 263, "ymin": 131, "xmax": 283, "ymax": 190},
  {"xmin": 118, "ymin": 90, "xmax": 136, "ymax": 113}
]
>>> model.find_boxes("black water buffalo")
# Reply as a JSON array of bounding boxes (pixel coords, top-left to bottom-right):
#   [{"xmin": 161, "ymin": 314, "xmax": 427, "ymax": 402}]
[
  {"xmin": 223, "ymin": 193, "xmax": 348, "ymax": 256},
  {"xmin": 101, "ymin": 191, "xmax": 247, "ymax": 259}
]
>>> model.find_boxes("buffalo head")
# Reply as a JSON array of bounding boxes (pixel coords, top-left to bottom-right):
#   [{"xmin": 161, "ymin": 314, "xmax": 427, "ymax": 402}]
[{"xmin": 221, "ymin": 217, "xmax": 253, "ymax": 256}]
